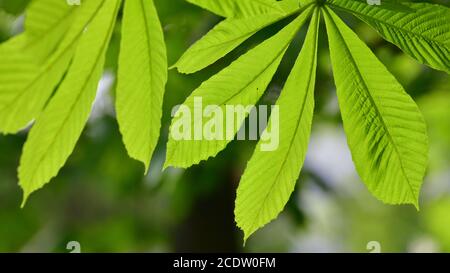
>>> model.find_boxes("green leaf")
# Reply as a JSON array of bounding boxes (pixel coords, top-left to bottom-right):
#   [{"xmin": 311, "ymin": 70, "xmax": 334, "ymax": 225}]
[
  {"xmin": 235, "ymin": 9, "xmax": 320, "ymax": 242},
  {"xmin": 173, "ymin": 14, "xmax": 286, "ymax": 74},
  {"xmin": 0, "ymin": 0, "xmax": 77, "ymax": 65},
  {"xmin": 0, "ymin": 38, "xmax": 39, "ymax": 113},
  {"xmin": 173, "ymin": 2, "xmax": 309, "ymax": 74},
  {"xmin": 0, "ymin": 0, "xmax": 79, "ymax": 132},
  {"xmin": 324, "ymin": 7, "xmax": 428, "ymax": 208},
  {"xmin": 116, "ymin": 0, "xmax": 168, "ymax": 172},
  {"xmin": 19, "ymin": 0, "xmax": 121, "ymax": 205},
  {"xmin": 164, "ymin": 7, "xmax": 314, "ymax": 169},
  {"xmin": 25, "ymin": 0, "xmax": 74, "ymax": 35},
  {"xmin": 0, "ymin": 0, "xmax": 105, "ymax": 134},
  {"xmin": 327, "ymin": 0, "xmax": 450, "ymax": 73},
  {"xmin": 186, "ymin": 0, "xmax": 285, "ymax": 18},
  {"xmin": 330, "ymin": 0, "xmax": 415, "ymax": 13},
  {"xmin": 278, "ymin": 0, "xmax": 303, "ymax": 13},
  {"xmin": 23, "ymin": 0, "xmax": 77, "ymax": 62}
]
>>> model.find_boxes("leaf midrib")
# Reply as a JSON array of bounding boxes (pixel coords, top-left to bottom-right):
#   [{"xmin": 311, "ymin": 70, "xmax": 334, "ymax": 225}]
[{"xmin": 139, "ymin": 0, "xmax": 156, "ymax": 157}]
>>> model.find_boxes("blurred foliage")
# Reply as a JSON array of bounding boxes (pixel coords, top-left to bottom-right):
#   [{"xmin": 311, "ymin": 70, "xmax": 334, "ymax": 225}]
[{"xmin": 0, "ymin": 0, "xmax": 448, "ymax": 252}]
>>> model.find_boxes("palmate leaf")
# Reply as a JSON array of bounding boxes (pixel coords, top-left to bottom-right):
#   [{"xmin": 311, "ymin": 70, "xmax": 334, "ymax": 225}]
[
  {"xmin": 0, "ymin": 0, "xmax": 106, "ymax": 134},
  {"xmin": 186, "ymin": 0, "xmax": 285, "ymax": 18},
  {"xmin": 19, "ymin": 0, "xmax": 121, "ymax": 205},
  {"xmin": 324, "ymin": 7, "xmax": 428, "ymax": 207},
  {"xmin": 327, "ymin": 0, "xmax": 450, "ymax": 73},
  {"xmin": 0, "ymin": 0, "xmax": 440, "ymax": 244},
  {"xmin": 173, "ymin": 2, "xmax": 308, "ymax": 74},
  {"xmin": 116, "ymin": 0, "xmax": 168, "ymax": 172},
  {"xmin": 164, "ymin": 7, "xmax": 314, "ymax": 169},
  {"xmin": 235, "ymin": 9, "xmax": 320, "ymax": 241}
]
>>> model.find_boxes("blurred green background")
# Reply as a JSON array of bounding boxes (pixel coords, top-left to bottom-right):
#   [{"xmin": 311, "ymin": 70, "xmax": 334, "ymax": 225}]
[{"xmin": 0, "ymin": 0, "xmax": 449, "ymax": 252}]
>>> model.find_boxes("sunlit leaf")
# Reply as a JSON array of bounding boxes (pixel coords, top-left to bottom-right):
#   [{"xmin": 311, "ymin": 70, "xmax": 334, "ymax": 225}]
[
  {"xmin": 0, "ymin": 0, "xmax": 105, "ymax": 134},
  {"xmin": 328, "ymin": 0, "xmax": 450, "ymax": 73},
  {"xmin": 19, "ymin": 0, "xmax": 121, "ymax": 205},
  {"xmin": 324, "ymin": 7, "xmax": 428, "ymax": 207},
  {"xmin": 186, "ymin": 0, "xmax": 285, "ymax": 17},
  {"xmin": 116, "ymin": 0, "xmax": 168, "ymax": 171},
  {"xmin": 235, "ymin": 10, "xmax": 320, "ymax": 241},
  {"xmin": 165, "ymin": 7, "xmax": 314, "ymax": 169}
]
